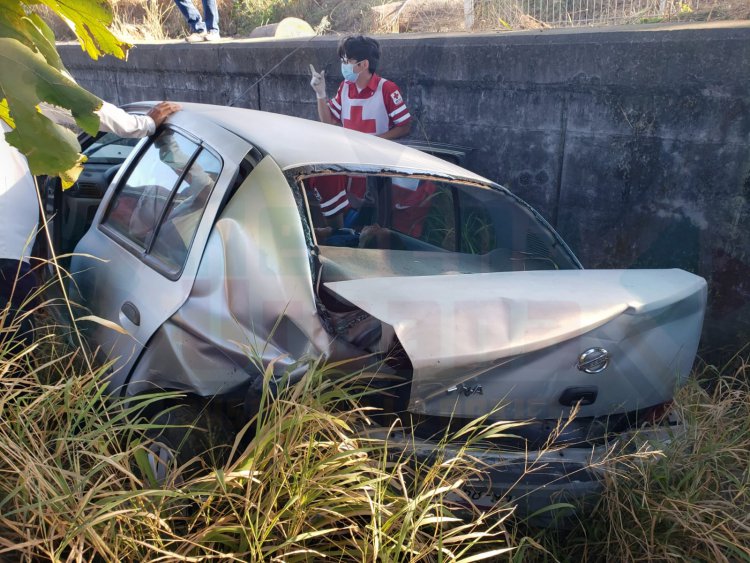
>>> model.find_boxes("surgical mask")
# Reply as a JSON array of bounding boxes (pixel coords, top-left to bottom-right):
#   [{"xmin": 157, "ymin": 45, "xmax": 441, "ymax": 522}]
[{"xmin": 341, "ymin": 62, "xmax": 359, "ymax": 82}]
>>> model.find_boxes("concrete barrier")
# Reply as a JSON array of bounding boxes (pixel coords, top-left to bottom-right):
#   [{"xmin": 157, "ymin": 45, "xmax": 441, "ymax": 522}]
[{"xmin": 59, "ymin": 22, "xmax": 750, "ymax": 358}]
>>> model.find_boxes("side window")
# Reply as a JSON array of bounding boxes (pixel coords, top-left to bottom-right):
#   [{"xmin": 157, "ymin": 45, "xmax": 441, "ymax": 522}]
[
  {"xmin": 104, "ymin": 130, "xmax": 199, "ymax": 248},
  {"xmin": 150, "ymin": 149, "xmax": 222, "ymax": 272},
  {"xmin": 454, "ymin": 185, "xmax": 576, "ymax": 270},
  {"xmin": 389, "ymin": 181, "xmax": 498, "ymax": 255},
  {"xmin": 101, "ymin": 129, "xmax": 223, "ymax": 276}
]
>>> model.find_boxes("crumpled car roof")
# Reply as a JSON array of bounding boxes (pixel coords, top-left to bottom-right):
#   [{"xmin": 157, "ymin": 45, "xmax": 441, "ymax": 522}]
[{"xmin": 125, "ymin": 101, "xmax": 491, "ymax": 183}]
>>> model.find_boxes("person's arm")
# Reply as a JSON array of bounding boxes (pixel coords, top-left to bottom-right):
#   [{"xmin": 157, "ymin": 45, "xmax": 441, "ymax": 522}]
[
  {"xmin": 40, "ymin": 100, "xmax": 180, "ymax": 137},
  {"xmin": 95, "ymin": 101, "xmax": 154, "ymax": 137},
  {"xmin": 378, "ymin": 122, "xmax": 412, "ymax": 140},
  {"xmin": 98, "ymin": 101, "xmax": 180, "ymax": 137},
  {"xmin": 317, "ymin": 97, "xmax": 337, "ymax": 125},
  {"xmin": 380, "ymin": 81, "xmax": 412, "ymax": 140}
]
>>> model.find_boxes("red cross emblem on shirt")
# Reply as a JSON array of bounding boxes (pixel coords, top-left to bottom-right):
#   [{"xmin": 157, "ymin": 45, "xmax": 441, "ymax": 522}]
[{"xmin": 343, "ymin": 105, "xmax": 377, "ymax": 134}]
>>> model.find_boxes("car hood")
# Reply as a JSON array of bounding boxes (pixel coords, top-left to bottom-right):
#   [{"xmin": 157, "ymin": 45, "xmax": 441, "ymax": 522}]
[{"xmin": 324, "ymin": 269, "xmax": 706, "ymax": 381}]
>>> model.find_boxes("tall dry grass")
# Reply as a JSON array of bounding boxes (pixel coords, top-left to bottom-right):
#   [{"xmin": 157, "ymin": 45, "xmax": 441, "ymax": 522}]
[
  {"xmin": 0, "ymin": 292, "xmax": 515, "ymax": 561},
  {"xmin": 32, "ymin": 0, "xmax": 750, "ymax": 42},
  {"xmin": 521, "ymin": 351, "xmax": 750, "ymax": 562},
  {"xmin": 4, "ymin": 259, "xmax": 750, "ymax": 561}
]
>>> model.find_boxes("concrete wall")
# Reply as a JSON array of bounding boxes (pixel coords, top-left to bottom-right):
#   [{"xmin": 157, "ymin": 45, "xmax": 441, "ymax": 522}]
[{"xmin": 59, "ymin": 22, "xmax": 750, "ymax": 358}]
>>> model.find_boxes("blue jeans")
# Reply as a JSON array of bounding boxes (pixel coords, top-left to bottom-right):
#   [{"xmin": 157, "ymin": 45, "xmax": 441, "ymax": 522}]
[{"xmin": 173, "ymin": 0, "xmax": 219, "ymax": 33}]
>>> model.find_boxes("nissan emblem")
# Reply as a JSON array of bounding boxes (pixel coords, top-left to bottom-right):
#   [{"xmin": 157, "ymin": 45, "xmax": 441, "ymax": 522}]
[{"xmin": 577, "ymin": 347, "xmax": 610, "ymax": 374}]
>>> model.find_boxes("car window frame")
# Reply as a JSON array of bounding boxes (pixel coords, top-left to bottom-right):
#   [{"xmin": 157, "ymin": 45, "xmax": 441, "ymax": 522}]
[
  {"xmin": 297, "ymin": 171, "xmax": 469, "ymax": 252},
  {"xmin": 293, "ymin": 166, "xmax": 583, "ymax": 268},
  {"xmin": 98, "ymin": 125, "xmax": 224, "ymax": 281}
]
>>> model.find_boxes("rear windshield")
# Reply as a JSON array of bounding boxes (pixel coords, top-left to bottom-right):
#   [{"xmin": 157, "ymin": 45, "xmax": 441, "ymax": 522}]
[{"xmin": 301, "ymin": 173, "xmax": 579, "ymax": 280}]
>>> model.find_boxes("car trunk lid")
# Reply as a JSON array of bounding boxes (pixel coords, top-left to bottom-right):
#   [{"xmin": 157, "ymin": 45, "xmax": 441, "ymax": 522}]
[{"xmin": 325, "ymin": 269, "xmax": 706, "ymax": 419}]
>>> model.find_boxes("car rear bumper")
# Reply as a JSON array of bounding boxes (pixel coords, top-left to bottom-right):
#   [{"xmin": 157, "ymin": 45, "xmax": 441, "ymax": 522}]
[{"xmin": 361, "ymin": 416, "xmax": 682, "ymax": 526}]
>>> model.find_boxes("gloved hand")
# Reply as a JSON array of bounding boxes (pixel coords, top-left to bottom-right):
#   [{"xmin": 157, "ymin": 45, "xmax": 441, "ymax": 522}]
[{"xmin": 309, "ymin": 64, "xmax": 327, "ymax": 99}]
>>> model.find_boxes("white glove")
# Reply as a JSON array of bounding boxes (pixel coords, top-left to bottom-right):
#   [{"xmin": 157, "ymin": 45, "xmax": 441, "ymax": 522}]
[{"xmin": 309, "ymin": 64, "xmax": 327, "ymax": 99}]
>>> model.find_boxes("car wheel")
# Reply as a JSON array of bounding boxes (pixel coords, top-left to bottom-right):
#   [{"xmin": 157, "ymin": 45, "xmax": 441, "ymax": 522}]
[{"xmin": 145, "ymin": 399, "xmax": 234, "ymax": 484}]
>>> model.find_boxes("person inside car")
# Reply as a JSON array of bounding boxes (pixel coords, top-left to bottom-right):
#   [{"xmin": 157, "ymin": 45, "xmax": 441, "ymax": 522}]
[{"xmin": 307, "ymin": 174, "xmax": 434, "ymax": 248}]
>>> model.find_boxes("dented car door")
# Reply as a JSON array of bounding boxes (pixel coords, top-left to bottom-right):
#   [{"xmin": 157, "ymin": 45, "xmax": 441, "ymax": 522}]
[{"xmin": 70, "ymin": 112, "xmax": 252, "ymax": 393}]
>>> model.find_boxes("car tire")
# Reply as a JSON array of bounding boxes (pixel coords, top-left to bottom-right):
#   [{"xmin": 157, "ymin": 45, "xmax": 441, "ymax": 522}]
[{"xmin": 145, "ymin": 399, "xmax": 234, "ymax": 484}]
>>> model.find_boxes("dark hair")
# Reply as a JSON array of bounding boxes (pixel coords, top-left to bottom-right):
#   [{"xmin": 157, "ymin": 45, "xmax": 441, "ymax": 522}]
[{"xmin": 337, "ymin": 35, "xmax": 380, "ymax": 73}]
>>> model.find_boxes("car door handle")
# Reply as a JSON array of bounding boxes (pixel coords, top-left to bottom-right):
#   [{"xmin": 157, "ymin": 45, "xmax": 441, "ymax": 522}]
[{"xmin": 121, "ymin": 301, "xmax": 140, "ymax": 326}]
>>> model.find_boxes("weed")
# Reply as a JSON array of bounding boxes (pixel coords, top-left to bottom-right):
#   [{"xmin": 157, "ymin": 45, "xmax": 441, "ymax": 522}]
[
  {"xmin": 0, "ymin": 307, "xmax": 515, "ymax": 560},
  {"xmin": 3, "ymin": 253, "xmax": 748, "ymax": 561},
  {"xmin": 523, "ymin": 353, "xmax": 750, "ymax": 562}
]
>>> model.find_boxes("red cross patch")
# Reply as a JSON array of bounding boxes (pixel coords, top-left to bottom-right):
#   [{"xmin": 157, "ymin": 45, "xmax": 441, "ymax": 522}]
[
  {"xmin": 390, "ymin": 90, "xmax": 403, "ymax": 105},
  {"xmin": 343, "ymin": 106, "xmax": 377, "ymax": 133}
]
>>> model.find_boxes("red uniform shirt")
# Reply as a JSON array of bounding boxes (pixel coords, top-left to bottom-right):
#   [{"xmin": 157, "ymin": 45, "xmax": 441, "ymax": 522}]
[
  {"xmin": 307, "ymin": 175, "xmax": 349, "ymax": 218},
  {"xmin": 390, "ymin": 177, "xmax": 436, "ymax": 238},
  {"xmin": 328, "ymin": 73, "xmax": 412, "ymax": 135},
  {"xmin": 311, "ymin": 74, "xmax": 413, "ymax": 230}
]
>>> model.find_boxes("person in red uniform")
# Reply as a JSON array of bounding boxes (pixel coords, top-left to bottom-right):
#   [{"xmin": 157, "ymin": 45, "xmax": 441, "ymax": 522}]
[
  {"xmin": 308, "ymin": 35, "xmax": 415, "ymax": 242},
  {"xmin": 389, "ymin": 176, "xmax": 436, "ymax": 238},
  {"xmin": 310, "ymin": 35, "xmax": 412, "ymax": 139}
]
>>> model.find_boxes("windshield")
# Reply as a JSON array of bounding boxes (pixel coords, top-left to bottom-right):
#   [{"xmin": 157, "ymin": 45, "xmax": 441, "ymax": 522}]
[{"xmin": 301, "ymin": 173, "xmax": 579, "ymax": 278}]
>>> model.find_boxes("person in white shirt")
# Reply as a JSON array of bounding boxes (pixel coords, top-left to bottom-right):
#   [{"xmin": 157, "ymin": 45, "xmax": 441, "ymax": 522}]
[{"xmin": 0, "ymin": 100, "xmax": 180, "ymax": 345}]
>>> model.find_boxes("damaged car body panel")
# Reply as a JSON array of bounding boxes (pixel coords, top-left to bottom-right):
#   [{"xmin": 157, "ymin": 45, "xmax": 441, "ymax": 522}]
[
  {"xmin": 71, "ymin": 112, "xmax": 253, "ymax": 392},
  {"xmin": 324, "ymin": 269, "xmax": 706, "ymax": 420},
  {"xmin": 125, "ymin": 155, "xmax": 335, "ymax": 397}
]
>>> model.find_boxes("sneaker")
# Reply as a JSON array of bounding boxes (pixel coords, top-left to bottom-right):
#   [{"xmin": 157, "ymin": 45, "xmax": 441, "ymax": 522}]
[
  {"xmin": 185, "ymin": 31, "xmax": 206, "ymax": 43},
  {"xmin": 204, "ymin": 30, "xmax": 221, "ymax": 42}
]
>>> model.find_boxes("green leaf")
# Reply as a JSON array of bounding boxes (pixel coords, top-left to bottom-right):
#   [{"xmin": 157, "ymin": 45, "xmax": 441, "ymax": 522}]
[
  {"xmin": 0, "ymin": 0, "xmax": 132, "ymax": 183},
  {"xmin": 0, "ymin": 37, "xmax": 102, "ymax": 183},
  {"xmin": 0, "ymin": 2, "xmax": 35, "ymax": 47},
  {"xmin": 133, "ymin": 444, "xmax": 159, "ymax": 487},
  {"xmin": 34, "ymin": 0, "xmax": 131, "ymax": 60},
  {"xmin": 21, "ymin": 13, "xmax": 65, "ymax": 71}
]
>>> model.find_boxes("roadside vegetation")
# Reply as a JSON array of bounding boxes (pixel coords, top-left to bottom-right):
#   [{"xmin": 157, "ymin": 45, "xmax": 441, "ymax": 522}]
[
  {"xmin": 37, "ymin": 0, "xmax": 750, "ymax": 42},
  {"xmin": 4, "ymin": 1, "xmax": 750, "ymax": 560},
  {"xmin": 521, "ymin": 353, "xmax": 750, "ymax": 562},
  {"xmin": 1, "ymin": 290, "xmax": 749, "ymax": 560},
  {"xmin": 0, "ymin": 298, "xmax": 516, "ymax": 560}
]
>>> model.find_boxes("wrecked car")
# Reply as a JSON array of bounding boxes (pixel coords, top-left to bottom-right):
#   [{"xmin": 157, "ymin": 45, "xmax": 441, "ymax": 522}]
[{"xmin": 46, "ymin": 102, "xmax": 707, "ymax": 514}]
